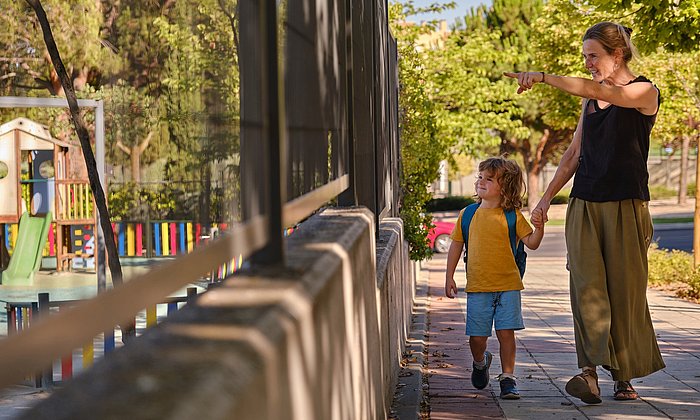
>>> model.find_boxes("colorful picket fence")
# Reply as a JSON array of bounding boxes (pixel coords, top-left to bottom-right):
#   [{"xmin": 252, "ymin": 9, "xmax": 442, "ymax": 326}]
[
  {"xmin": 110, "ymin": 221, "xmax": 226, "ymax": 258},
  {"xmin": 2, "ymin": 220, "xmax": 297, "ymax": 282},
  {"xmin": 3, "ymin": 287, "xmax": 198, "ymax": 387}
]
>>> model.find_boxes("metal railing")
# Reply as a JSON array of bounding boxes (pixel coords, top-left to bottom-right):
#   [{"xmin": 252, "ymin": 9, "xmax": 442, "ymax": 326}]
[
  {"xmin": 3, "ymin": 288, "xmax": 197, "ymax": 388},
  {"xmin": 0, "ymin": 0, "xmax": 399, "ymax": 389}
]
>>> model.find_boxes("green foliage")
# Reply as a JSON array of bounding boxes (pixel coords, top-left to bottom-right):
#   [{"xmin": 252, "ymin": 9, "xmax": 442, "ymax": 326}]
[
  {"xmin": 425, "ymin": 24, "xmax": 529, "ymax": 157},
  {"xmin": 550, "ymin": 188, "xmax": 571, "ymax": 204},
  {"xmin": 590, "ymin": 0, "xmax": 700, "ymax": 54},
  {"xmin": 390, "ymin": 2, "xmax": 450, "ymax": 260},
  {"xmin": 109, "ymin": 181, "xmax": 229, "ymax": 221},
  {"xmin": 0, "ymin": 0, "xmax": 120, "ymax": 97},
  {"xmin": 99, "ymin": 81, "xmax": 163, "ymax": 180},
  {"xmin": 645, "ymin": 50, "xmax": 700, "ymax": 150},
  {"xmin": 648, "ymin": 244, "xmax": 700, "ymax": 301},
  {"xmin": 648, "ymin": 184, "xmax": 678, "ymax": 199},
  {"xmin": 108, "ymin": 183, "xmax": 176, "ymax": 221},
  {"xmin": 425, "ymin": 196, "xmax": 476, "ymax": 212}
]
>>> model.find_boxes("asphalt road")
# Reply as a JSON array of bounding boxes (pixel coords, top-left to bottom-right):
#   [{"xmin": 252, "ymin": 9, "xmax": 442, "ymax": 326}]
[{"xmin": 653, "ymin": 226, "xmax": 693, "ymax": 252}]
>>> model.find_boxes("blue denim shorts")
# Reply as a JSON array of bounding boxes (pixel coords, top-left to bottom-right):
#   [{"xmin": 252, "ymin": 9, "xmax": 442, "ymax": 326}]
[{"xmin": 466, "ymin": 290, "xmax": 525, "ymax": 336}]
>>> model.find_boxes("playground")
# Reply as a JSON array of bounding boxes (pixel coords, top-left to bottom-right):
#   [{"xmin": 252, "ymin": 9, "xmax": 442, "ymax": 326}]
[{"xmin": 0, "ymin": 115, "xmax": 219, "ymax": 389}]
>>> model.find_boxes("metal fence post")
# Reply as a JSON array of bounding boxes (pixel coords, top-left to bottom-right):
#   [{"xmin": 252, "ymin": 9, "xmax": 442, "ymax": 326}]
[
  {"xmin": 186, "ymin": 287, "xmax": 197, "ymax": 302},
  {"xmin": 37, "ymin": 293, "xmax": 52, "ymax": 388},
  {"xmin": 249, "ymin": 0, "xmax": 285, "ymax": 265}
]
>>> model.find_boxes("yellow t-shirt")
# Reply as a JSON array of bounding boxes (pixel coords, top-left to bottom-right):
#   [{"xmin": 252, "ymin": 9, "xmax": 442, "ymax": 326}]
[{"xmin": 450, "ymin": 207, "xmax": 533, "ymax": 292}]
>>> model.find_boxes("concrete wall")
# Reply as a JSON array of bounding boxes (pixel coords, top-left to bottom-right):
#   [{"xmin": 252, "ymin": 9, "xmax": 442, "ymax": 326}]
[
  {"xmin": 648, "ymin": 155, "xmax": 697, "ymax": 188},
  {"xmin": 21, "ymin": 208, "xmax": 415, "ymax": 420}
]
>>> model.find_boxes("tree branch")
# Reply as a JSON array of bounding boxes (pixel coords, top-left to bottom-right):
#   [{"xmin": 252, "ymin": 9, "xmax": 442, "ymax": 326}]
[
  {"xmin": 116, "ymin": 140, "xmax": 132, "ymax": 155},
  {"xmin": 136, "ymin": 131, "xmax": 154, "ymax": 155},
  {"xmin": 217, "ymin": 0, "xmax": 240, "ymax": 54}
]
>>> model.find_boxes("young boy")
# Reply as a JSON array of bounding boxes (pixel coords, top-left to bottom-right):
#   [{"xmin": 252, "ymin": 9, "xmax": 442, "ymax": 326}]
[{"xmin": 445, "ymin": 156, "xmax": 545, "ymax": 399}]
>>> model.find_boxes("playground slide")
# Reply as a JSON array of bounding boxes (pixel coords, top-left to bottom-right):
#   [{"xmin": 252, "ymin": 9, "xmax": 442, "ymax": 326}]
[{"xmin": 1, "ymin": 212, "xmax": 52, "ymax": 285}]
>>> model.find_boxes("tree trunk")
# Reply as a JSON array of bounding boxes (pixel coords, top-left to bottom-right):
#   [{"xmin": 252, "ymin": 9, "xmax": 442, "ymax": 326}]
[
  {"xmin": 200, "ymin": 165, "xmax": 212, "ymax": 232},
  {"xmin": 695, "ymin": 150, "xmax": 700, "ymax": 267},
  {"xmin": 679, "ymin": 134, "xmax": 690, "ymax": 205},
  {"xmin": 527, "ymin": 169, "xmax": 540, "ymax": 212},
  {"xmin": 131, "ymin": 147, "xmax": 141, "ymax": 184},
  {"xmin": 117, "ymin": 132, "xmax": 152, "ymax": 184},
  {"xmin": 26, "ymin": 0, "xmax": 123, "ymax": 289}
]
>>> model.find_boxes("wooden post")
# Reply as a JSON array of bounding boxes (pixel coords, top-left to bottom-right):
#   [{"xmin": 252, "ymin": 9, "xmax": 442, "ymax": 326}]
[
  {"xmin": 679, "ymin": 135, "xmax": 690, "ymax": 205},
  {"xmin": 694, "ymin": 145, "xmax": 700, "ymax": 267}
]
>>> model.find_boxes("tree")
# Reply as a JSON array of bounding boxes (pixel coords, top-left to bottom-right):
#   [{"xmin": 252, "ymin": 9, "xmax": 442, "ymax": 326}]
[
  {"xmin": 645, "ymin": 50, "xmax": 700, "ymax": 204},
  {"xmin": 390, "ymin": 1, "xmax": 451, "ymax": 260},
  {"xmin": 590, "ymin": 0, "xmax": 700, "ymax": 53},
  {"xmin": 154, "ymin": 0, "xmax": 241, "ymax": 225},
  {"xmin": 23, "ymin": 0, "xmax": 134, "ymax": 339},
  {"xmin": 429, "ymin": 0, "xmax": 578, "ymax": 211},
  {"xmin": 101, "ymin": 82, "xmax": 161, "ymax": 184},
  {"xmin": 0, "ymin": 0, "xmax": 119, "ymax": 97}
]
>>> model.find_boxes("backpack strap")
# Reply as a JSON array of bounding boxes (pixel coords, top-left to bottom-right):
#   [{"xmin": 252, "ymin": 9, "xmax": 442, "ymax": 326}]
[
  {"xmin": 460, "ymin": 203, "xmax": 480, "ymax": 264},
  {"xmin": 505, "ymin": 209, "xmax": 527, "ymax": 278},
  {"xmin": 504, "ymin": 209, "xmax": 517, "ymax": 255}
]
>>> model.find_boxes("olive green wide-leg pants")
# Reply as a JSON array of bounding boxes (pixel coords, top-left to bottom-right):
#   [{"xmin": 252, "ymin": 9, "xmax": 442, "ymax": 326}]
[{"xmin": 565, "ymin": 198, "xmax": 665, "ymax": 380}]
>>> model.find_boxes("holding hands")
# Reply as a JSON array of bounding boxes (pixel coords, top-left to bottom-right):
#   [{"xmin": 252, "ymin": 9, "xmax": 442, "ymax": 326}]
[
  {"xmin": 530, "ymin": 199, "xmax": 550, "ymax": 229},
  {"xmin": 530, "ymin": 207, "xmax": 546, "ymax": 229},
  {"xmin": 503, "ymin": 71, "xmax": 545, "ymax": 94}
]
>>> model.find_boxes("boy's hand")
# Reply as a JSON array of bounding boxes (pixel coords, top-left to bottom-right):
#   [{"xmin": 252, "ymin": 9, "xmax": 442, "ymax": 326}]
[{"xmin": 445, "ymin": 278, "xmax": 458, "ymax": 298}]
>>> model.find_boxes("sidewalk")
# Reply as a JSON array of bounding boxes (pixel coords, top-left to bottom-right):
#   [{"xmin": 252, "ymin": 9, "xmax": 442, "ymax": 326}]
[{"xmin": 419, "ymin": 253, "xmax": 700, "ymax": 419}]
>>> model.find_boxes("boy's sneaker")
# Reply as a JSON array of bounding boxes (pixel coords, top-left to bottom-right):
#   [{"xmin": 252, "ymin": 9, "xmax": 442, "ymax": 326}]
[
  {"xmin": 471, "ymin": 351, "xmax": 492, "ymax": 389},
  {"xmin": 498, "ymin": 375, "xmax": 521, "ymax": 399}
]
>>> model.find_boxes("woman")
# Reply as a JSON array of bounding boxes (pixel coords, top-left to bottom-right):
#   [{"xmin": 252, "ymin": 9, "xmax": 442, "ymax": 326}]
[{"xmin": 504, "ymin": 21, "xmax": 665, "ymax": 404}]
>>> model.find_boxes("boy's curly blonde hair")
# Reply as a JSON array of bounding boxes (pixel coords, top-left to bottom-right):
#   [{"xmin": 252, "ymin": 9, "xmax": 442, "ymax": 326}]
[{"xmin": 477, "ymin": 156, "xmax": 525, "ymax": 210}]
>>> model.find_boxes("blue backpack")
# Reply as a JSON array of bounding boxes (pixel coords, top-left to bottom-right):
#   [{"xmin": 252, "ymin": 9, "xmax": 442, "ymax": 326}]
[{"xmin": 460, "ymin": 203, "xmax": 527, "ymax": 278}]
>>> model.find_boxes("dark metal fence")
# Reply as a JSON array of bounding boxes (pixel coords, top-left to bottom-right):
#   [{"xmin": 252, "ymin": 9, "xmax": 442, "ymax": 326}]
[
  {"xmin": 0, "ymin": 0, "xmax": 400, "ymax": 387},
  {"xmin": 241, "ymin": 0, "xmax": 399, "ymax": 263}
]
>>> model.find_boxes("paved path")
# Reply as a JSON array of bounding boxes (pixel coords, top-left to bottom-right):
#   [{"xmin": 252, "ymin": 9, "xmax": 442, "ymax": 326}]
[{"xmin": 422, "ymin": 253, "xmax": 700, "ymax": 419}]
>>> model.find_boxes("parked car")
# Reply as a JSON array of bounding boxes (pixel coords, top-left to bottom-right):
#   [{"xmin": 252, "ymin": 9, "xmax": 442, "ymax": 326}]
[{"xmin": 428, "ymin": 221, "xmax": 456, "ymax": 253}]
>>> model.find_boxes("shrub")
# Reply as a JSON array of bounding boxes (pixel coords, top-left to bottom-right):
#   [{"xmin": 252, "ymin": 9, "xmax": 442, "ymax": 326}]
[
  {"xmin": 687, "ymin": 182, "xmax": 696, "ymax": 197},
  {"xmin": 550, "ymin": 188, "xmax": 571, "ymax": 204},
  {"xmin": 648, "ymin": 244, "xmax": 700, "ymax": 300},
  {"xmin": 648, "ymin": 184, "xmax": 677, "ymax": 199},
  {"xmin": 426, "ymin": 196, "xmax": 476, "ymax": 212}
]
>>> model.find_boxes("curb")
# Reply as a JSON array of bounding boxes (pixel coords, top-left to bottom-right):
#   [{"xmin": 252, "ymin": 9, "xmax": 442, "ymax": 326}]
[
  {"xmin": 653, "ymin": 222, "xmax": 693, "ymax": 231},
  {"xmin": 390, "ymin": 262, "xmax": 429, "ymax": 420}
]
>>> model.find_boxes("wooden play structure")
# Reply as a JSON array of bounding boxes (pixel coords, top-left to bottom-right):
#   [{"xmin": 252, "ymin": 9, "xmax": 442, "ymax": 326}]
[{"xmin": 0, "ymin": 117, "xmax": 97, "ymax": 281}]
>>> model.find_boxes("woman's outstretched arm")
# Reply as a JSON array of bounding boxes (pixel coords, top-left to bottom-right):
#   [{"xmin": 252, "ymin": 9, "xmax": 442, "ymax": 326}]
[{"xmin": 503, "ymin": 71, "xmax": 658, "ymax": 115}]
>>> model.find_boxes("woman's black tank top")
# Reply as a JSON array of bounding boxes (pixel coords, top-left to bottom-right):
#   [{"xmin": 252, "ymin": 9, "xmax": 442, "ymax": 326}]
[{"xmin": 571, "ymin": 76, "xmax": 659, "ymax": 202}]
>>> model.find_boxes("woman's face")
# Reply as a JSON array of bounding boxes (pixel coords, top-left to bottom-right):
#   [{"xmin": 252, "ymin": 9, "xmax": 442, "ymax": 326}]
[{"xmin": 582, "ymin": 39, "xmax": 617, "ymax": 82}]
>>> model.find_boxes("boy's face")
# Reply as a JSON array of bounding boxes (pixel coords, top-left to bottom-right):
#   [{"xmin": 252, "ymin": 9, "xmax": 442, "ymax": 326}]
[{"xmin": 475, "ymin": 170, "xmax": 502, "ymax": 202}]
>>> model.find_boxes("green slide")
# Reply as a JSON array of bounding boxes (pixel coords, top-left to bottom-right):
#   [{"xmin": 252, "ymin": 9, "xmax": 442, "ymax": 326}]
[{"xmin": 1, "ymin": 212, "xmax": 52, "ymax": 285}]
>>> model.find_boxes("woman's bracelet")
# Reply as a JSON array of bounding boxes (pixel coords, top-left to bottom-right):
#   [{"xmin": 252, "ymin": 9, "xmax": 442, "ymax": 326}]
[{"xmin": 540, "ymin": 71, "xmax": 546, "ymax": 83}]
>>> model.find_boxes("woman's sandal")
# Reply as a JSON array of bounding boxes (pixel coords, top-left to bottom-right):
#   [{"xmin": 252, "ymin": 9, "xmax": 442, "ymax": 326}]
[
  {"xmin": 565, "ymin": 370, "xmax": 602, "ymax": 404},
  {"xmin": 613, "ymin": 381, "xmax": 639, "ymax": 401}
]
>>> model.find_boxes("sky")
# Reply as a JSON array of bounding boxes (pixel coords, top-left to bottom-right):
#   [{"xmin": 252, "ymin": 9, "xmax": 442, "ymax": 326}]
[{"xmin": 405, "ymin": 0, "xmax": 492, "ymax": 25}]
